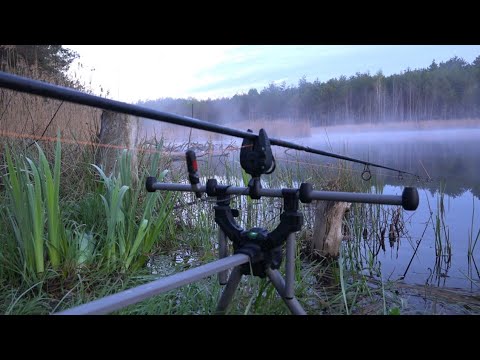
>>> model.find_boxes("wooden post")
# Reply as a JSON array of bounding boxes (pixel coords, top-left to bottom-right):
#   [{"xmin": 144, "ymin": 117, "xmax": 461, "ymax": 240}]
[
  {"xmin": 96, "ymin": 110, "xmax": 139, "ymax": 183},
  {"xmin": 311, "ymin": 200, "xmax": 351, "ymax": 258}
]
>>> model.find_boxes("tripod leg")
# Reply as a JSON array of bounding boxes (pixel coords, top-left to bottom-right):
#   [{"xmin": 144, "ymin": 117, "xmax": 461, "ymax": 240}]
[
  {"xmin": 218, "ymin": 229, "xmax": 228, "ymax": 285},
  {"xmin": 266, "ymin": 268, "xmax": 307, "ymax": 315},
  {"xmin": 215, "ymin": 266, "xmax": 243, "ymax": 314},
  {"xmin": 285, "ymin": 233, "xmax": 296, "ymax": 299}
]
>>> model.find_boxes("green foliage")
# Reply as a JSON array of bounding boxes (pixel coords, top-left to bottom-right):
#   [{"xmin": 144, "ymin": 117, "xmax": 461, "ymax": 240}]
[
  {"xmin": 93, "ymin": 147, "xmax": 173, "ymax": 272},
  {"xmin": 2, "ymin": 137, "xmax": 67, "ymax": 278},
  {"xmin": 0, "ymin": 138, "xmax": 174, "ymax": 286},
  {"xmin": 0, "ymin": 45, "xmax": 81, "ymax": 88},
  {"xmin": 36, "ymin": 138, "xmax": 65, "ymax": 268},
  {"xmin": 1, "ymin": 45, "xmax": 76, "ymax": 67}
]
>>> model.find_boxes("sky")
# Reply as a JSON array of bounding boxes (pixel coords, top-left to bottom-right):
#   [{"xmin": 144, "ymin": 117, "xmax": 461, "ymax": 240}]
[{"xmin": 64, "ymin": 45, "xmax": 480, "ymax": 104}]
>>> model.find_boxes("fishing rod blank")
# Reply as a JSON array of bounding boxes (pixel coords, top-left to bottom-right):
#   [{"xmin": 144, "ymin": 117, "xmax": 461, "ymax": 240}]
[{"xmin": 0, "ymin": 71, "xmax": 419, "ymax": 177}]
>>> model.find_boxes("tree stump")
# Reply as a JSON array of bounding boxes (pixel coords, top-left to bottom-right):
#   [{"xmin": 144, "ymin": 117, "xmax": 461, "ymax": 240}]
[
  {"xmin": 96, "ymin": 110, "xmax": 140, "ymax": 183},
  {"xmin": 311, "ymin": 200, "xmax": 351, "ymax": 258}
]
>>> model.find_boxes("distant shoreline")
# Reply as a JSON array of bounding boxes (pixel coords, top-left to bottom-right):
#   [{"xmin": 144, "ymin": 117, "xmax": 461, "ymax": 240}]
[
  {"xmin": 140, "ymin": 118, "xmax": 480, "ymax": 144},
  {"xmin": 315, "ymin": 119, "xmax": 480, "ymax": 135}
]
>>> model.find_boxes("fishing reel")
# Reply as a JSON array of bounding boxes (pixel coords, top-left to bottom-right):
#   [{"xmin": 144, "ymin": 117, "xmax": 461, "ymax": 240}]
[{"xmin": 239, "ymin": 129, "xmax": 276, "ymax": 199}]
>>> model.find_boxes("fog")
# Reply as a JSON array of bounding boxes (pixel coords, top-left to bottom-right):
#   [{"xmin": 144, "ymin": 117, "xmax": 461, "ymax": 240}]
[{"xmin": 140, "ymin": 117, "xmax": 480, "ymax": 198}]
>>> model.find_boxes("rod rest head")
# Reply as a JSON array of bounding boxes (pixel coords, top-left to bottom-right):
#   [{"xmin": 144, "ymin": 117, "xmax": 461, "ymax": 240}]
[
  {"xmin": 402, "ymin": 187, "xmax": 419, "ymax": 211},
  {"xmin": 299, "ymin": 183, "xmax": 313, "ymax": 203},
  {"xmin": 146, "ymin": 176, "xmax": 157, "ymax": 192}
]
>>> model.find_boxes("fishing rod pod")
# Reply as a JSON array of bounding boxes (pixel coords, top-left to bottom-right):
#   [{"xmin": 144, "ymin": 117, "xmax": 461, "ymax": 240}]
[
  {"xmin": 149, "ymin": 145, "xmax": 419, "ymax": 279},
  {"xmin": 147, "ymin": 178, "xmax": 419, "ymax": 211},
  {"xmin": 207, "ymin": 179, "xmax": 303, "ymax": 277}
]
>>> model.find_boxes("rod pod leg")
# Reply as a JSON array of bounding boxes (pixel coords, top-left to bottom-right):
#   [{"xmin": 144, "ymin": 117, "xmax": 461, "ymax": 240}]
[
  {"xmin": 215, "ymin": 266, "xmax": 243, "ymax": 314},
  {"xmin": 285, "ymin": 233, "xmax": 296, "ymax": 299},
  {"xmin": 218, "ymin": 229, "xmax": 228, "ymax": 285},
  {"xmin": 265, "ymin": 268, "xmax": 307, "ymax": 315}
]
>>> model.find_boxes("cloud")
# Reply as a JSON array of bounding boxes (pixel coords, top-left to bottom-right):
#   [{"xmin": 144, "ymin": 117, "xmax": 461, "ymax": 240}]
[
  {"xmin": 64, "ymin": 45, "xmax": 480, "ymax": 103},
  {"xmin": 65, "ymin": 45, "xmax": 243, "ymax": 102}
]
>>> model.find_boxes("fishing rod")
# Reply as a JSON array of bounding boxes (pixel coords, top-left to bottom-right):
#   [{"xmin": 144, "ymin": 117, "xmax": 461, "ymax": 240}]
[{"xmin": 0, "ymin": 71, "xmax": 419, "ymax": 178}]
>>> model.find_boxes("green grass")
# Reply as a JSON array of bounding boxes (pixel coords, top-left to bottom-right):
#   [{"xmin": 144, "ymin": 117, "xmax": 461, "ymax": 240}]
[
  {"xmin": 0, "ymin": 137, "xmax": 176, "ymax": 309},
  {"xmin": 0, "ymin": 137, "xmax": 450, "ymax": 315}
]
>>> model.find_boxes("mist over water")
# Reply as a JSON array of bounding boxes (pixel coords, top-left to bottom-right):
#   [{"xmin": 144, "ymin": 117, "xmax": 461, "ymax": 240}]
[
  {"xmin": 142, "ymin": 119, "xmax": 480, "ymax": 291},
  {"xmin": 301, "ymin": 124, "xmax": 480, "ymax": 290},
  {"xmin": 296, "ymin": 125, "xmax": 480, "ymax": 199},
  {"xmin": 142, "ymin": 119, "xmax": 479, "ymax": 200}
]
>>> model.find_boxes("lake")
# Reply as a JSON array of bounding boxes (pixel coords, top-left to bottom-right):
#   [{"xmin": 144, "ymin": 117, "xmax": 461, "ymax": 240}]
[
  {"xmin": 297, "ymin": 126, "xmax": 480, "ymax": 292},
  {"xmin": 147, "ymin": 122, "xmax": 480, "ymax": 294}
]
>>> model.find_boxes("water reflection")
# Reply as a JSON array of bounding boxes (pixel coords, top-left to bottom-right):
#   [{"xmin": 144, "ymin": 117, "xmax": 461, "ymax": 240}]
[
  {"xmin": 377, "ymin": 185, "xmax": 479, "ymax": 290},
  {"xmin": 298, "ymin": 127, "xmax": 480, "ymax": 199},
  {"xmin": 306, "ymin": 127, "xmax": 480, "ymax": 290},
  {"xmin": 159, "ymin": 126, "xmax": 480, "ymax": 292}
]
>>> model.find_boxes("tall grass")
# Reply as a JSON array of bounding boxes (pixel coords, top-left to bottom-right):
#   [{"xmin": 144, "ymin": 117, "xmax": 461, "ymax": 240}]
[
  {"xmin": 1, "ymin": 136, "xmax": 175, "ymax": 283},
  {"xmin": 3, "ymin": 139, "xmax": 65, "ymax": 277},
  {"xmin": 421, "ymin": 182, "xmax": 452, "ymax": 284},
  {"xmin": 37, "ymin": 137, "xmax": 64, "ymax": 268},
  {"xmin": 468, "ymin": 195, "xmax": 480, "ymax": 259},
  {"xmin": 1, "ymin": 45, "xmax": 101, "ymax": 143},
  {"xmin": 0, "ymin": 133, "xmax": 437, "ymax": 315},
  {"xmin": 92, "ymin": 145, "xmax": 175, "ymax": 272},
  {"xmin": 467, "ymin": 194, "xmax": 480, "ymax": 283}
]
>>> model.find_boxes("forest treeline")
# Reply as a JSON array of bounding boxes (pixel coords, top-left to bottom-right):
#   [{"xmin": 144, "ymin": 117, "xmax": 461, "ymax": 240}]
[
  {"xmin": 138, "ymin": 55, "xmax": 480, "ymax": 126},
  {"xmin": 0, "ymin": 45, "xmax": 82, "ymax": 87},
  {"xmin": 2, "ymin": 46, "xmax": 480, "ymax": 132},
  {"xmin": 0, "ymin": 45, "xmax": 100, "ymax": 140}
]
